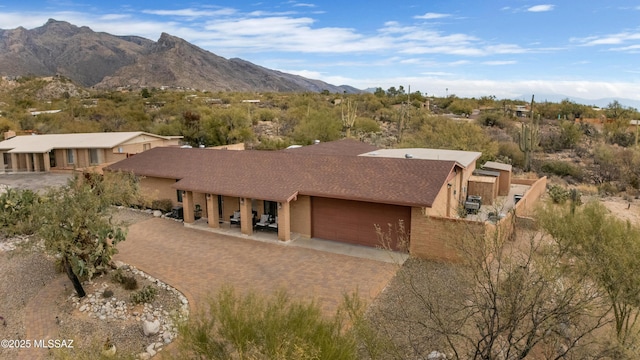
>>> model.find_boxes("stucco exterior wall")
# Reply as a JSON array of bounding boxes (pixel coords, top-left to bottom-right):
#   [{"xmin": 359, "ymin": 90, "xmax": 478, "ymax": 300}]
[
  {"xmin": 514, "ymin": 176, "xmax": 547, "ymax": 217},
  {"xmin": 410, "ymin": 207, "xmax": 486, "ymax": 261},
  {"xmin": 104, "ymin": 150, "xmax": 127, "ymax": 164},
  {"xmin": 290, "ymin": 195, "xmax": 311, "ymax": 237},
  {"xmin": 139, "ymin": 176, "xmax": 180, "ymax": 206}
]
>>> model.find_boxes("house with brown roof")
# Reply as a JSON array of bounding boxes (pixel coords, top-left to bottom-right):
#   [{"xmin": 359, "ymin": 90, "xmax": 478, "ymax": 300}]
[
  {"xmin": 106, "ymin": 139, "xmax": 545, "ymax": 260},
  {"xmin": 0, "ymin": 131, "xmax": 182, "ymax": 173}
]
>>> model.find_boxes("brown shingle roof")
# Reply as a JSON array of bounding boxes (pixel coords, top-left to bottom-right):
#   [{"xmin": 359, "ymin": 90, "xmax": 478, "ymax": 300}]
[
  {"xmin": 281, "ymin": 138, "xmax": 378, "ymax": 156},
  {"xmin": 107, "ymin": 146, "xmax": 455, "ymax": 207}
]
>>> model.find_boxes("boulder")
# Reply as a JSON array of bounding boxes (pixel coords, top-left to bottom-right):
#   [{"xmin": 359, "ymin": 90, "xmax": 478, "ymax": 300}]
[
  {"xmin": 143, "ymin": 319, "xmax": 161, "ymax": 336},
  {"xmin": 153, "ymin": 210, "xmax": 163, "ymax": 217}
]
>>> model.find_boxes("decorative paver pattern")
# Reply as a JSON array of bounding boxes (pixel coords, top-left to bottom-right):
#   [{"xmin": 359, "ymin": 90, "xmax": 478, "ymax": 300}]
[{"xmin": 114, "ymin": 218, "xmax": 399, "ymax": 314}]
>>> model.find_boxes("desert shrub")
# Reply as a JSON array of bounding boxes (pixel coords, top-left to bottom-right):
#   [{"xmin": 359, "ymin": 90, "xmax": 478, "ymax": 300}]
[
  {"xmin": 176, "ymin": 286, "xmax": 362, "ymax": 360},
  {"xmin": 609, "ymin": 131, "xmax": 636, "ymax": 147},
  {"xmin": 103, "ymin": 289, "xmax": 114, "ymax": 298},
  {"xmin": 497, "ymin": 141, "xmax": 525, "ymax": 168},
  {"xmin": 353, "ymin": 117, "xmax": 380, "ymax": 133},
  {"xmin": 478, "ymin": 112, "xmax": 510, "ymax": 129},
  {"xmin": 549, "ymin": 185, "xmax": 570, "ymax": 204},
  {"xmin": 540, "ymin": 160, "xmax": 583, "ymax": 180},
  {"xmin": 0, "ymin": 188, "xmax": 41, "ymax": 236},
  {"xmin": 122, "ymin": 276, "xmax": 138, "ymax": 290},
  {"xmin": 111, "ymin": 268, "xmax": 138, "ymax": 290},
  {"xmin": 598, "ymin": 182, "xmax": 619, "ymax": 196},
  {"xmin": 255, "ymin": 137, "xmax": 292, "ymax": 150},
  {"xmin": 111, "ymin": 268, "xmax": 125, "ymax": 283},
  {"xmin": 130, "ymin": 285, "xmax": 157, "ymax": 304},
  {"xmin": 151, "ymin": 198, "xmax": 173, "ymax": 213}
]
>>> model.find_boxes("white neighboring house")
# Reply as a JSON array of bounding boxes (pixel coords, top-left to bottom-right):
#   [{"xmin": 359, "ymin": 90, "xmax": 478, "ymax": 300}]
[{"xmin": 0, "ymin": 131, "xmax": 182, "ymax": 173}]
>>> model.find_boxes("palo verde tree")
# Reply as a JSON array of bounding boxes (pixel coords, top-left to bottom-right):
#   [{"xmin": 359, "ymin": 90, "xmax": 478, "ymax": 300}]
[
  {"xmin": 538, "ymin": 201, "xmax": 640, "ymax": 351},
  {"xmin": 38, "ymin": 172, "xmax": 140, "ymax": 298}
]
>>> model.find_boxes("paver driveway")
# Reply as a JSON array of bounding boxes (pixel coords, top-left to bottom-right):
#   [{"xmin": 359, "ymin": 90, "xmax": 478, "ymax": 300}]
[{"xmin": 114, "ymin": 218, "xmax": 399, "ymax": 314}]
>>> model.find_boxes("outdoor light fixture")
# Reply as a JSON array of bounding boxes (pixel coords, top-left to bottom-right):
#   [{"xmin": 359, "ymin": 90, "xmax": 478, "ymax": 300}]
[{"xmin": 240, "ymin": 198, "xmax": 245, "ymax": 205}]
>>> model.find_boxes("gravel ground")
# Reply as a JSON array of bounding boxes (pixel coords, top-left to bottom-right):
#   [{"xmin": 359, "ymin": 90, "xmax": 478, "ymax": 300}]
[{"xmin": 0, "ymin": 208, "xmax": 185, "ymax": 359}]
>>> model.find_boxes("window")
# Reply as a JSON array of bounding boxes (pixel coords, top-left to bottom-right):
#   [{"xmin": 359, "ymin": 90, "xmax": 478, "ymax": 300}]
[
  {"xmin": 66, "ymin": 149, "xmax": 74, "ymax": 164},
  {"xmin": 143, "ymin": 143, "xmax": 151, "ymax": 151},
  {"xmin": 89, "ymin": 149, "xmax": 99, "ymax": 165},
  {"xmin": 49, "ymin": 150, "xmax": 56, "ymax": 168}
]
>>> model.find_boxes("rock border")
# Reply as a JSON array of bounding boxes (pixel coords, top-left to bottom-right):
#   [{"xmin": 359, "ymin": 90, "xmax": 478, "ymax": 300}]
[{"xmin": 69, "ymin": 261, "xmax": 189, "ymax": 359}]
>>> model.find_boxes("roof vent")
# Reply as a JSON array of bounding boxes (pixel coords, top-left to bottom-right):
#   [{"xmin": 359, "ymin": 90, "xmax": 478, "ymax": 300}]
[{"xmin": 405, "ymin": 153, "xmax": 414, "ymax": 159}]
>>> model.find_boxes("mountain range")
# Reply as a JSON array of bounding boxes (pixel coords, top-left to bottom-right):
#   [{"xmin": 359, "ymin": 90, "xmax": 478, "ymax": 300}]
[{"xmin": 0, "ymin": 19, "xmax": 359, "ymax": 94}]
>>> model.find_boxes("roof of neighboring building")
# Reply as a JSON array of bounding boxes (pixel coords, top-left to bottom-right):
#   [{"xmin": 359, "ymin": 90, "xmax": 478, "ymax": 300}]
[
  {"xmin": 282, "ymin": 138, "xmax": 378, "ymax": 156},
  {"xmin": 483, "ymin": 161, "xmax": 513, "ymax": 172},
  {"xmin": 106, "ymin": 146, "xmax": 456, "ymax": 208},
  {"xmin": 359, "ymin": 148, "xmax": 481, "ymax": 168},
  {"xmin": 0, "ymin": 132, "xmax": 181, "ymax": 153}
]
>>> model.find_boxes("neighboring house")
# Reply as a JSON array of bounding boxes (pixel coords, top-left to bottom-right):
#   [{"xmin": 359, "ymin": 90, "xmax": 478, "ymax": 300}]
[
  {"xmin": 106, "ymin": 139, "xmax": 545, "ymax": 261},
  {"xmin": 0, "ymin": 132, "xmax": 182, "ymax": 173}
]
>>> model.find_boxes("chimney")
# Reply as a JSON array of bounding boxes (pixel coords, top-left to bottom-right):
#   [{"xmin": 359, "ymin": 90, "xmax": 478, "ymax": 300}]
[{"xmin": 3, "ymin": 130, "xmax": 16, "ymax": 140}]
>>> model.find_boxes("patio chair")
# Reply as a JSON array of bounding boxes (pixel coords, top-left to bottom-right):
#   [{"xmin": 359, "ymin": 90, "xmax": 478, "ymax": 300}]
[
  {"xmin": 268, "ymin": 216, "xmax": 278, "ymax": 231},
  {"xmin": 255, "ymin": 214, "xmax": 270, "ymax": 229},
  {"xmin": 230, "ymin": 211, "xmax": 241, "ymax": 226}
]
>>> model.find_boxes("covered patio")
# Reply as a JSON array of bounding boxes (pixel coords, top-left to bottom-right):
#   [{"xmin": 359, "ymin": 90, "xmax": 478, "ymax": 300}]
[{"xmin": 179, "ymin": 190, "xmax": 294, "ymax": 242}]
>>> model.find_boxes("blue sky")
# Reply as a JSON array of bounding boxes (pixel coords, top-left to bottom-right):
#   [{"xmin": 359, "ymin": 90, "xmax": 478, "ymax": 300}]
[{"xmin": 1, "ymin": 1, "xmax": 640, "ymax": 106}]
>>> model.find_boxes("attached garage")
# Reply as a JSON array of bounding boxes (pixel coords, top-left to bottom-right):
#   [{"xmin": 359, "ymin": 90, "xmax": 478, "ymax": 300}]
[{"xmin": 311, "ymin": 197, "xmax": 411, "ymax": 251}]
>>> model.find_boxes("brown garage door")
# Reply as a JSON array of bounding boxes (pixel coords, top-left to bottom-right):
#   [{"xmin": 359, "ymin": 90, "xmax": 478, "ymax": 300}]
[{"xmin": 311, "ymin": 197, "xmax": 411, "ymax": 251}]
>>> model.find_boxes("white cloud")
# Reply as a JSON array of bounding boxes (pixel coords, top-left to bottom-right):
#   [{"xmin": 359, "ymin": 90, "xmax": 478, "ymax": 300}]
[
  {"xmin": 573, "ymin": 31, "xmax": 640, "ymax": 46},
  {"xmin": 414, "ymin": 12, "xmax": 451, "ymax": 20},
  {"xmin": 527, "ymin": 5, "xmax": 555, "ymax": 12},
  {"xmin": 292, "ymin": 3, "xmax": 316, "ymax": 7},
  {"xmin": 142, "ymin": 8, "xmax": 236, "ymax": 17},
  {"xmin": 483, "ymin": 60, "xmax": 517, "ymax": 65}
]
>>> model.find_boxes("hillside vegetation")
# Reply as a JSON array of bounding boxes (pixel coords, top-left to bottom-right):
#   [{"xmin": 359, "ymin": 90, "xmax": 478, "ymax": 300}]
[{"xmin": 2, "ymin": 76, "xmax": 640, "ymax": 196}]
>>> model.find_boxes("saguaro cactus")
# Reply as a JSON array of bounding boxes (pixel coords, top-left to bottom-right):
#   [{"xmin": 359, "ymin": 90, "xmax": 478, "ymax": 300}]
[{"xmin": 518, "ymin": 95, "xmax": 538, "ymax": 172}]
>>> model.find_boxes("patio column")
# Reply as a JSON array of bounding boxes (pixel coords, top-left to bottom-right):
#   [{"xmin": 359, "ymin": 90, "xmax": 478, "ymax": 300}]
[
  {"xmin": 183, "ymin": 191, "xmax": 195, "ymax": 224},
  {"xmin": 43, "ymin": 152, "xmax": 50, "ymax": 172},
  {"xmin": 33, "ymin": 154, "xmax": 41, "ymax": 172},
  {"xmin": 239, "ymin": 197, "xmax": 253, "ymax": 236},
  {"xmin": 25, "ymin": 153, "xmax": 32, "ymax": 172},
  {"xmin": 0, "ymin": 152, "xmax": 5, "ymax": 172},
  {"xmin": 11, "ymin": 153, "xmax": 18, "ymax": 172},
  {"xmin": 206, "ymin": 193, "xmax": 219, "ymax": 228},
  {"xmin": 277, "ymin": 201, "xmax": 291, "ymax": 241}
]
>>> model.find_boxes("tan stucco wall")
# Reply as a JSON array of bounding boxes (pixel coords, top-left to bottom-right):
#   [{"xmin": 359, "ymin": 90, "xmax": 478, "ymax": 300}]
[
  {"xmin": 104, "ymin": 151, "xmax": 127, "ymax": 164},
  {"xmin": 290, "ymin": 195, "xmax": 311, "ymax": 237},
  {"xmin": 115, "ymin": 136, "xmax": 180, "ymax": 155},
  {"xmin": 410, "ymin": 207, "xmax": 486, "ymax": 261},
  {"xmin": 139, "ymin": 176, "xmax": 180, "ymax": 206}
]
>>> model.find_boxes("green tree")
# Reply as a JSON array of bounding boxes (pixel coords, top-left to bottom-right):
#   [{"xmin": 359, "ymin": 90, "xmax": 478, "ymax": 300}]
[
  {"xmin": 38, "ymin": 173, "xmax": 139, "ymax": 298},
  {"xmin": 539, "ymin": 201, "xmax": 640, "ymax": 348},
  {"xmin": 401, "ymin": 115, "xmax": 498, "ymax": 163}
]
